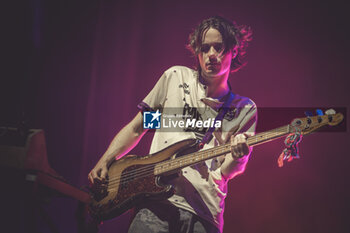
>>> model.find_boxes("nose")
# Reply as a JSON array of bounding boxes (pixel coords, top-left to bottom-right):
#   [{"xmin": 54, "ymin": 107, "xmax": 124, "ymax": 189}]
[
  {"xmin": 208, "ymin": 46, "xmax": 218, "ymax": 61},
  {"xmin": 208, "ymin": 46, "xmax": 217, "ymax": 56}
]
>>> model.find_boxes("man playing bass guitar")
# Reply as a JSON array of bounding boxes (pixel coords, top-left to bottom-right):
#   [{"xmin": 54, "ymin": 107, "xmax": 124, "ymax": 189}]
[{"xmin": 88, "ymin": 16, "xmax": 257, "ymax": 233}]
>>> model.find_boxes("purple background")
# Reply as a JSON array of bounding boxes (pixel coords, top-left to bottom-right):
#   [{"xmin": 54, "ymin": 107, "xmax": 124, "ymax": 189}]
[{"xmin": 2, "ymin": 0, "xmax": 349, "ymax": 232}]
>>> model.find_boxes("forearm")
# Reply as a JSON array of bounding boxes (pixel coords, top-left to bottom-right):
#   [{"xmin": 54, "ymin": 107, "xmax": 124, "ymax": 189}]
[
  {"xmin": 101, "ymin": 126, "xmax": 144, "ymax": 164},
  {"xmin": 220, "ymin": 151, "xmax": 251, "ymax": 180},
  {"xmin": 220, "ymin": 132, "xmax": 253, "ymax": 180},
  {"xmin": 98, "ymin": 112, "xmax": 146, "ymax": 166}
]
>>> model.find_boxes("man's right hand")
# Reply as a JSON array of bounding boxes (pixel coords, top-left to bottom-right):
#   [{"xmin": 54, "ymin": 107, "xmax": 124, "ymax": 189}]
[
  {"xmin": 88, "ymin": 111, "xmax": 146, "ymax": 185},
  {"xmin": 88, "ymin": 160, "xmax": 109, "ymax": 184}
]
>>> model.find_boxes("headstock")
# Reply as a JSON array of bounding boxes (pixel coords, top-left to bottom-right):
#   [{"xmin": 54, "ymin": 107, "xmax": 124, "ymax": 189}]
[{"xmin": 290, "ymin": 109, "xmax": 344, "ymax": 135}]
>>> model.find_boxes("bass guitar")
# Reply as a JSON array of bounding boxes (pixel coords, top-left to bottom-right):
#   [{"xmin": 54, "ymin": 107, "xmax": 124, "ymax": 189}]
[{"xmin": 88, "ymin": 110, "xmax": 343, "ymax": 221}]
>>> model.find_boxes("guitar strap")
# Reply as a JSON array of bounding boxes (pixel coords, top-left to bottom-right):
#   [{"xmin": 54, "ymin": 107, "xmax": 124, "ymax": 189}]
[{"xmin": 198, "ymin": 91, "xmax": 235, "ymax": 149}]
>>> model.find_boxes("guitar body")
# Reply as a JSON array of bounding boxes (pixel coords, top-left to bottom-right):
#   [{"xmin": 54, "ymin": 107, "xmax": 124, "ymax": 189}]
[{"xmin": 89, "ymin": 139, "xmax": 197, "ymax": 221}]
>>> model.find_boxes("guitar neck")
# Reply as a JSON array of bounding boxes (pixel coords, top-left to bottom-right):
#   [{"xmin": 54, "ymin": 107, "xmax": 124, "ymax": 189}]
[{"xmin": 154, "ymin": 125, "xmax": 290, "ymax": 175}]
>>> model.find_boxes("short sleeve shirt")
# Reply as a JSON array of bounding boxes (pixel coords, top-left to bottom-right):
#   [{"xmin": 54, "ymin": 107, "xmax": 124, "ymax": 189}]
[{"xmin": 138, "ymin": 66, "xmax": 257, "ymax": 232}]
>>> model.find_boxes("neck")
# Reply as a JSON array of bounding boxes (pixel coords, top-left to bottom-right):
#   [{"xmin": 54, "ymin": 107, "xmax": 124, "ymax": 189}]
[{"xmin": 200, "ymin": 70, "xmax": 230, "ymax": 99}]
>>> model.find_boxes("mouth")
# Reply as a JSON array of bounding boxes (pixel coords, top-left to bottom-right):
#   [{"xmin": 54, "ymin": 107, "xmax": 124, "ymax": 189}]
[
  {"xmin": 207, "ymin": 61, "xmax": 219, "ymax": 65},
  {"xmin": 206, "ymin": 63, "xmax": 220, "ymax": 69}
]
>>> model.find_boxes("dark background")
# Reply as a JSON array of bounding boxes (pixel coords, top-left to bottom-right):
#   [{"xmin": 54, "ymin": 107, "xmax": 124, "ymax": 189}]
[{"xmin": 2, "ymin": 0, "xmax": 349, "ymax": 232}]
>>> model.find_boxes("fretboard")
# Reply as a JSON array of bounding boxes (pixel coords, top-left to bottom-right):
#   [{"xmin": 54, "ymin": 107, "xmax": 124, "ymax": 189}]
[{"xmin": 154, "ymin": 125, "xmax": 290, "ymax": 175}]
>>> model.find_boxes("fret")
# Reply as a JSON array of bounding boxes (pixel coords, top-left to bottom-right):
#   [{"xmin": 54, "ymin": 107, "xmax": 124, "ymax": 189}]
[
  {"xmin": 154, "ymin": 124, "xmax": 291, "ymax": 175},
  {"xmin": 247, "ymin": 125, "xmax": 289, "ymax": 147}
]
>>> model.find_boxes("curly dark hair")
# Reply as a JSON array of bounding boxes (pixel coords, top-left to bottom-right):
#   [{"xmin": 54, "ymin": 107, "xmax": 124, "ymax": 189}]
[{"xmin": 187, "ymin": 16, "xmax": 253, "ymax": 73}]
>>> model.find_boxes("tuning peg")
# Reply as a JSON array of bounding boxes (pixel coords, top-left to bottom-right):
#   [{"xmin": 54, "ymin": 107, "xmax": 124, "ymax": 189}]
[
  {"xmin": 325, "ymin": 109, "xmax": 336, "ymax": 115},
  {"xmin": 325, "ymin": 109, "xmax": 336, "ymax": 123},
  {"xmin": 315, "ymin": 109, "xmax": 324, "ymax": 123},
  {"xmin": 316, "ymin": 109, "xmax": 324, "ymax": 116},
  {"xmin": 304, "ymin": 111, "xmax": 313, "ymax": 117}
]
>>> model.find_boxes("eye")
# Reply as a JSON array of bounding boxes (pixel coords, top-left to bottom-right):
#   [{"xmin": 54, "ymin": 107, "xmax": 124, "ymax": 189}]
[
  {"xmin": 200, "ymin": 43, "xmax": 224, "ymax": 53},
  {"xmin": 200, "ymin": 44, "xmax": 210, "ymax": 53},
  {"xmin": 213, "ymin": 43, "xmax": 223, "ymax": 52}
]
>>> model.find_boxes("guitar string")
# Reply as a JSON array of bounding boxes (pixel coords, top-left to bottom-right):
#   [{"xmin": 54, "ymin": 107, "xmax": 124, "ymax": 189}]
[
  {"xmin": 96, "ymin": 127, "xmax": 289, "ymax": 190},
  {"xmin": 103, "ymin": 142, "xmax": 227, "ymax": 185},
  {"xmin": 105, "ymin": 128, "xmax": 287, "ymax": 192},
  {"xmin": 96, "ymin": 141, "xmax": 285, "ymax": 192},
  {"xmin": 103, "ymin": 125, "xmax": 288, "ymax": 185},
  {"xmin": 93, "ymin": 128, "xmax": 289, "ymax": 192},
  {"xmin": 95, "ymin": 114, "xmax": 340, "ymax": 193},
  {"xmin": 95, "ymin": 145, "xmax": 230, "ymax": 191},
  {"xmin": 105, "ymin": 143, "xmax": 231, "ymax": 192},
  {"xmin": 98, "ymin": 142, "xmax": 235, "ymax": 191},
  {"xmin": 105, "ymin": 117, "xmax": 337, "ymax": 190},
  {"xmin": 95, "ymin": 126, "xmax": 289, "ymax": 190},
  {"xmin": 103, "ymin": 125, "xmax": 289, "ymax": 185}
]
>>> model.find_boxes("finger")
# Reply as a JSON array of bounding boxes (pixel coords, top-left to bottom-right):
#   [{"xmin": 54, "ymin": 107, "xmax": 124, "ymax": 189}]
[
  {"xmin": 234, "ymin": 147, "xmax": 240, "ymax": 157},
  {"xmin": 243, "ymin": 132, "xmax": 254, "ymax": 138},
  {"xmin": 239, "ymin": 142, "xmax": 249, "ymax": 156},
  {"xmin": 231, "ymin": 134, "xmax": 249, "ymax": 158},
  {"xmin": 242, "ymin": 146, "xmax": 249, "ymax": 156},
  {"xmin": 236, "ymin": 135, "xmax": 245, "ymax": 144},
  {"xmin": 231, "ymin": 135, "xmax": 238, "ymax": 157},
  {"xmin": 231, "ymin": 144, "xmax": 240, "ymax": 157},
  {"xmin": 92, "ymin": 169, "xmax": 102, "ymax": 183},
  {"xmin": 237, "ymin": 141, "xmax": 250, "ymax": 156},
  {"xmin": 100, "ymin": 168, "xmax": 108, "ymax": 181},
  {"xmin": 236, "ymin": 134, "xmax": 250, "ymax": 154},
  {"xmin": 230, "ymin": 135, "xmax": 235, "ymax": 146},
  {"xmin": 241, "ymin": 133, "xmax": 252, "ymax": 155},
  {"xmin": 88, "ymin": 173, "xmax": 94, "ymax": 184},
  {"xmin": 231, "ymin": 135, "xmax": 238, "ymax": 147},
  {"xmin": 232, "ymin": 141, "xmax": 247, "ymax": 158},
  {"xmin": 236, "ymin": 145, "xmax": 245, "ymax": 158}
]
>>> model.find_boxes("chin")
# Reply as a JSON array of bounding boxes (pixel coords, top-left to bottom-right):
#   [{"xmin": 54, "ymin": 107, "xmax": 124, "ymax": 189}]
[{"xmin": 205, "ymin": 70, "xmax": 220, "ymax": 77}]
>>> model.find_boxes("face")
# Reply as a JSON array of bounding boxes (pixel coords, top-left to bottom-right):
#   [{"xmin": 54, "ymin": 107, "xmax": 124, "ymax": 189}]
[{"xmin": 198, "ymin": 28, "xmax": 233, "ymax": 78}]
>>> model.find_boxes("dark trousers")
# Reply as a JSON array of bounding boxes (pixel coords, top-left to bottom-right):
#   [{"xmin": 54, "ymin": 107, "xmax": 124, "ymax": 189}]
[{"xmin": 128, "ymin": 203, "xmax": 220, "ymax": 233}]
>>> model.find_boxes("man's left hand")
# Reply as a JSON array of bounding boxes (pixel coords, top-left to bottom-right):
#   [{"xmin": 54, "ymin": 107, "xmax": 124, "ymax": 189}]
[{"xmin": 230, "ymin": 133, "xmax": 250, "ymax": 159}]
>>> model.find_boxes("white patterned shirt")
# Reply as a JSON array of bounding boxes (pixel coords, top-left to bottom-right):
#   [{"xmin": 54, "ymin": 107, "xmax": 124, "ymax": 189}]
[{"xmin": 138, "ymin": 66, "xmax": 257, "ymax": 232}]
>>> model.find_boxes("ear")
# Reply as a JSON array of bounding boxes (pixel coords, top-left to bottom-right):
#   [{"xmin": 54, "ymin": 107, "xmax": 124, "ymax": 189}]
[{"xmin": 232, "ymin": 48, "xmax": 238, "ymax": 59}]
